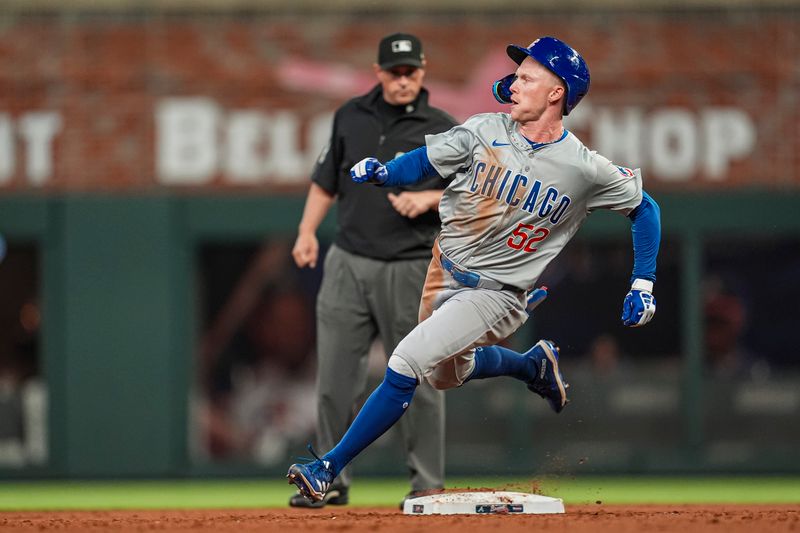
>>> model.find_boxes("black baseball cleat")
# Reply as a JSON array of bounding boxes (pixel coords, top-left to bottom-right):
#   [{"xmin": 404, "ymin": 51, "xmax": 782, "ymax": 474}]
[
  {"xmin": 398, "ymin": 490, "xmax": 436, "ymax": 510},
  {"xmin": 289, "ymin": 487, "xmax": 349, "ymax": 508},
  {"xmin": 526, "ymin": 339, "xmax": 570, "ymax": 413}
]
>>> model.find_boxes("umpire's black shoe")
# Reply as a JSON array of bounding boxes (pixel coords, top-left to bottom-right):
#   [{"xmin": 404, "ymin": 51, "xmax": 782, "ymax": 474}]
[
  {"xmin": 289, "ymin": 487, "xmax": 349, "ymax": 508},
  {"xmin": 399, "ymin": 490, "xmax": 433, "ymax": 510}
]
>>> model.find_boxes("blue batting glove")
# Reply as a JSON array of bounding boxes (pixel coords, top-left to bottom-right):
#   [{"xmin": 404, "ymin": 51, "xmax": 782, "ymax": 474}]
[
  {"xmin": 621, "ymin": 279, "xmax": 656, "ymax": 327},
  {"xmin": 526, "ymin": 286, "xmax": 548, "ymax": 315},
  {"xmin": 351, "ymin": 157, "xmax": 388, "ymax": 185}
]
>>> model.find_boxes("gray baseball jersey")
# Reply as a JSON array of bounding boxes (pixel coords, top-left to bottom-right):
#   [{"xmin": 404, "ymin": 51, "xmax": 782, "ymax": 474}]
[{"xmin": 425, "ymin": 112, "xmax": 643, "ymax": 290}]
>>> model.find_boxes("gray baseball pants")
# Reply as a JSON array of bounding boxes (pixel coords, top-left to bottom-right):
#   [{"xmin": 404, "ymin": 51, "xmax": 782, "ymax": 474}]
[
  {"xmin": 315, "ymin": 244, "xmax": 445, "ymax": 492},
  {"xmin": 393, "ymin": 248, "xmax": 530, "ymax": 389}
]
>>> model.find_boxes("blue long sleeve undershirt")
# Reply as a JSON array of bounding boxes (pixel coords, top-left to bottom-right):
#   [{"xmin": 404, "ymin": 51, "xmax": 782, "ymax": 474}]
[
  {"xmin": 382, "ymin": 146, "xmax": 437, "ymax": 186},
  {"xmin": 628, "ymin": 191, "xmax": 661, "ymax": 283}
]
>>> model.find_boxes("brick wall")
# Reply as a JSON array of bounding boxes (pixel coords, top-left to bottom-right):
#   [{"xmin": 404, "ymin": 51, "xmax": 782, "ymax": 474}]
[{"xmin": 0, "ymin": 11, "xmax": 796, "ymax": 192}]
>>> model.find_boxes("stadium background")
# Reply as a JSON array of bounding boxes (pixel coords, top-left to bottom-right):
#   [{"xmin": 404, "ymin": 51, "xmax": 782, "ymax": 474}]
[{"xmin": 0, "ymin": 0, "xmax": 799, "ymax": 492}]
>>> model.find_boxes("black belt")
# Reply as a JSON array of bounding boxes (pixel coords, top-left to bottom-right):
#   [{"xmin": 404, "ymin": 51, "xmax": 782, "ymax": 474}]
[{"xmin": 439, "ymin": 252, "xmax": 522, "ymax": 292}]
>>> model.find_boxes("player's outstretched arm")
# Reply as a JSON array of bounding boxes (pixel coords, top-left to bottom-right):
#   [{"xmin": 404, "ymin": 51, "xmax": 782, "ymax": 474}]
[
  {"xmin": 621, "ymin": 191, "xmax": 661, "ymax": 327},
  {"xmin": 350, "ymin": 146, "xmax": 439, "ymax": 186}
]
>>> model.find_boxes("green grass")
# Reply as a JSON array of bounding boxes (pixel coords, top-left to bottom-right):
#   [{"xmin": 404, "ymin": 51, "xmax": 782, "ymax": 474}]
[{"xmin": 0, "ymin": 477, "xmax": 798, "ymax": 511}]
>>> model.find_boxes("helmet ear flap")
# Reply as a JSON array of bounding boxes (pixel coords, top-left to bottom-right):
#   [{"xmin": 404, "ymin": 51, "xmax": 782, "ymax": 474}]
[{"xmin": 492, "ymin": 73, "xmax": 516, "ymax": 104}]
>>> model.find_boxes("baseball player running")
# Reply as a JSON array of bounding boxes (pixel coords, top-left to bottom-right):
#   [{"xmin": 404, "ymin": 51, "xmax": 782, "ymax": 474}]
[{"xmin": 288, "ymin": 36, "xmax": 661, "ymax": 503}]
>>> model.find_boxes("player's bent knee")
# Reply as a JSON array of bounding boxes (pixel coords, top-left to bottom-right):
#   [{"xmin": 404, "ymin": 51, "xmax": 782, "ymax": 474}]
[
  {"xmin": 425, "ymin": 375, "xmax": 455, "ymax": 391},
  {"xmin": 425, "ymin": 363, "xmax": 460, "ymax": 390},
  {"xmin": 425, "ymin": 354, "xmax": 474, "ymax": 390},
  {"xmin": 388, "ymin": 354, "xmax": 418, "ymax": 380}
]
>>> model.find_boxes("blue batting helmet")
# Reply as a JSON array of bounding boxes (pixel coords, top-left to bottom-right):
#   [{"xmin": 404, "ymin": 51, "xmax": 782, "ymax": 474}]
[{"xmin": 505, "ymin": 36, "xmax": 590, "ymax": 116}]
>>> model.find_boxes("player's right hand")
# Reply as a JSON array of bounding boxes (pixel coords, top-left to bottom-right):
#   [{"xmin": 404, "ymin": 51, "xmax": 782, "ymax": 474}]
[
  {"xmin": 292, "ymin": 232, "xmax": 319, "ymax": 268},
  {"xmin": 351, "ymin": 157, "xmax": 388, "ymax": 184}
]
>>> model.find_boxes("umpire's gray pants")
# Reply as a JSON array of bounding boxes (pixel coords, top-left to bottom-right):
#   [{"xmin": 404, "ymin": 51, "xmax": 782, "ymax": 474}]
[{"xmin": 315, "ymin": 245, "xmax": 445, "ymax": 492}]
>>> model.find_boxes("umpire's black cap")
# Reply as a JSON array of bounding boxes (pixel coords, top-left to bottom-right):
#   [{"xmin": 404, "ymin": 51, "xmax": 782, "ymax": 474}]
[{"xmin": 378, "ymin": 33, "xmax": 424, "ymax": 69}]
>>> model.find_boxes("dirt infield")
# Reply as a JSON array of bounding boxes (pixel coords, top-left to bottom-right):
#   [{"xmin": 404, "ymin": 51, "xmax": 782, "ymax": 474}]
[{"xmin": 1, "ymin": 505, "xmax": 798, "ymax": 532}]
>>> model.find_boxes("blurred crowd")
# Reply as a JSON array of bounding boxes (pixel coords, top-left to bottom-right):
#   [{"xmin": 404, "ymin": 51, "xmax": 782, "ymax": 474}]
[
  {"xmin": 2, "ymin": 233, "xmax": 797, "ymax": 469},
  {"xmin": 0, "ymin": 242, "xmax": 46, "ymax": 468}
]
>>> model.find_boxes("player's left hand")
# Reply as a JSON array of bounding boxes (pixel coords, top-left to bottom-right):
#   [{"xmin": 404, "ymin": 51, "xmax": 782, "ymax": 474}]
[
  {"xmin": 387, "ymin": 191, "xmax": 439, "ymax": 219},
  {"xmin": 621, "ymin": 279, "xmax": 656, "ymax": 327},
  {"xmin": 351, "ymin": 157, "xmax": 388, "ymax": 184}
]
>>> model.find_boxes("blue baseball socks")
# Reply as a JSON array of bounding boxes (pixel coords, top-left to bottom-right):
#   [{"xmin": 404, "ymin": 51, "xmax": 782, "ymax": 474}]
[
  {"xmin": 320, "ymin": 345, "xmax": 538, "ymax": 476},
  {"xmin": 466, "ymin": 345, "xmax": 537, "ymax": 382},
  {"xmin": 322, "ymin": 367, "xmax": 417, "ymax": 477}
]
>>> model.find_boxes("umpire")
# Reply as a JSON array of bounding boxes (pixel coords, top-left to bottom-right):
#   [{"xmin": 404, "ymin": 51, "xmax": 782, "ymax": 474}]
[{"xmin": 290, "ymin": 32, "xmax": 456, "ymax": 508}]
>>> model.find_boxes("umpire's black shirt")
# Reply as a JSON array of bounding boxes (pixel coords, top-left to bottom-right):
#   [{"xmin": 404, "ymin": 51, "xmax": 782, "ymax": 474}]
[{"xmin": 312, "ymin": 84, "xmax": 457, "ymax": 261}]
